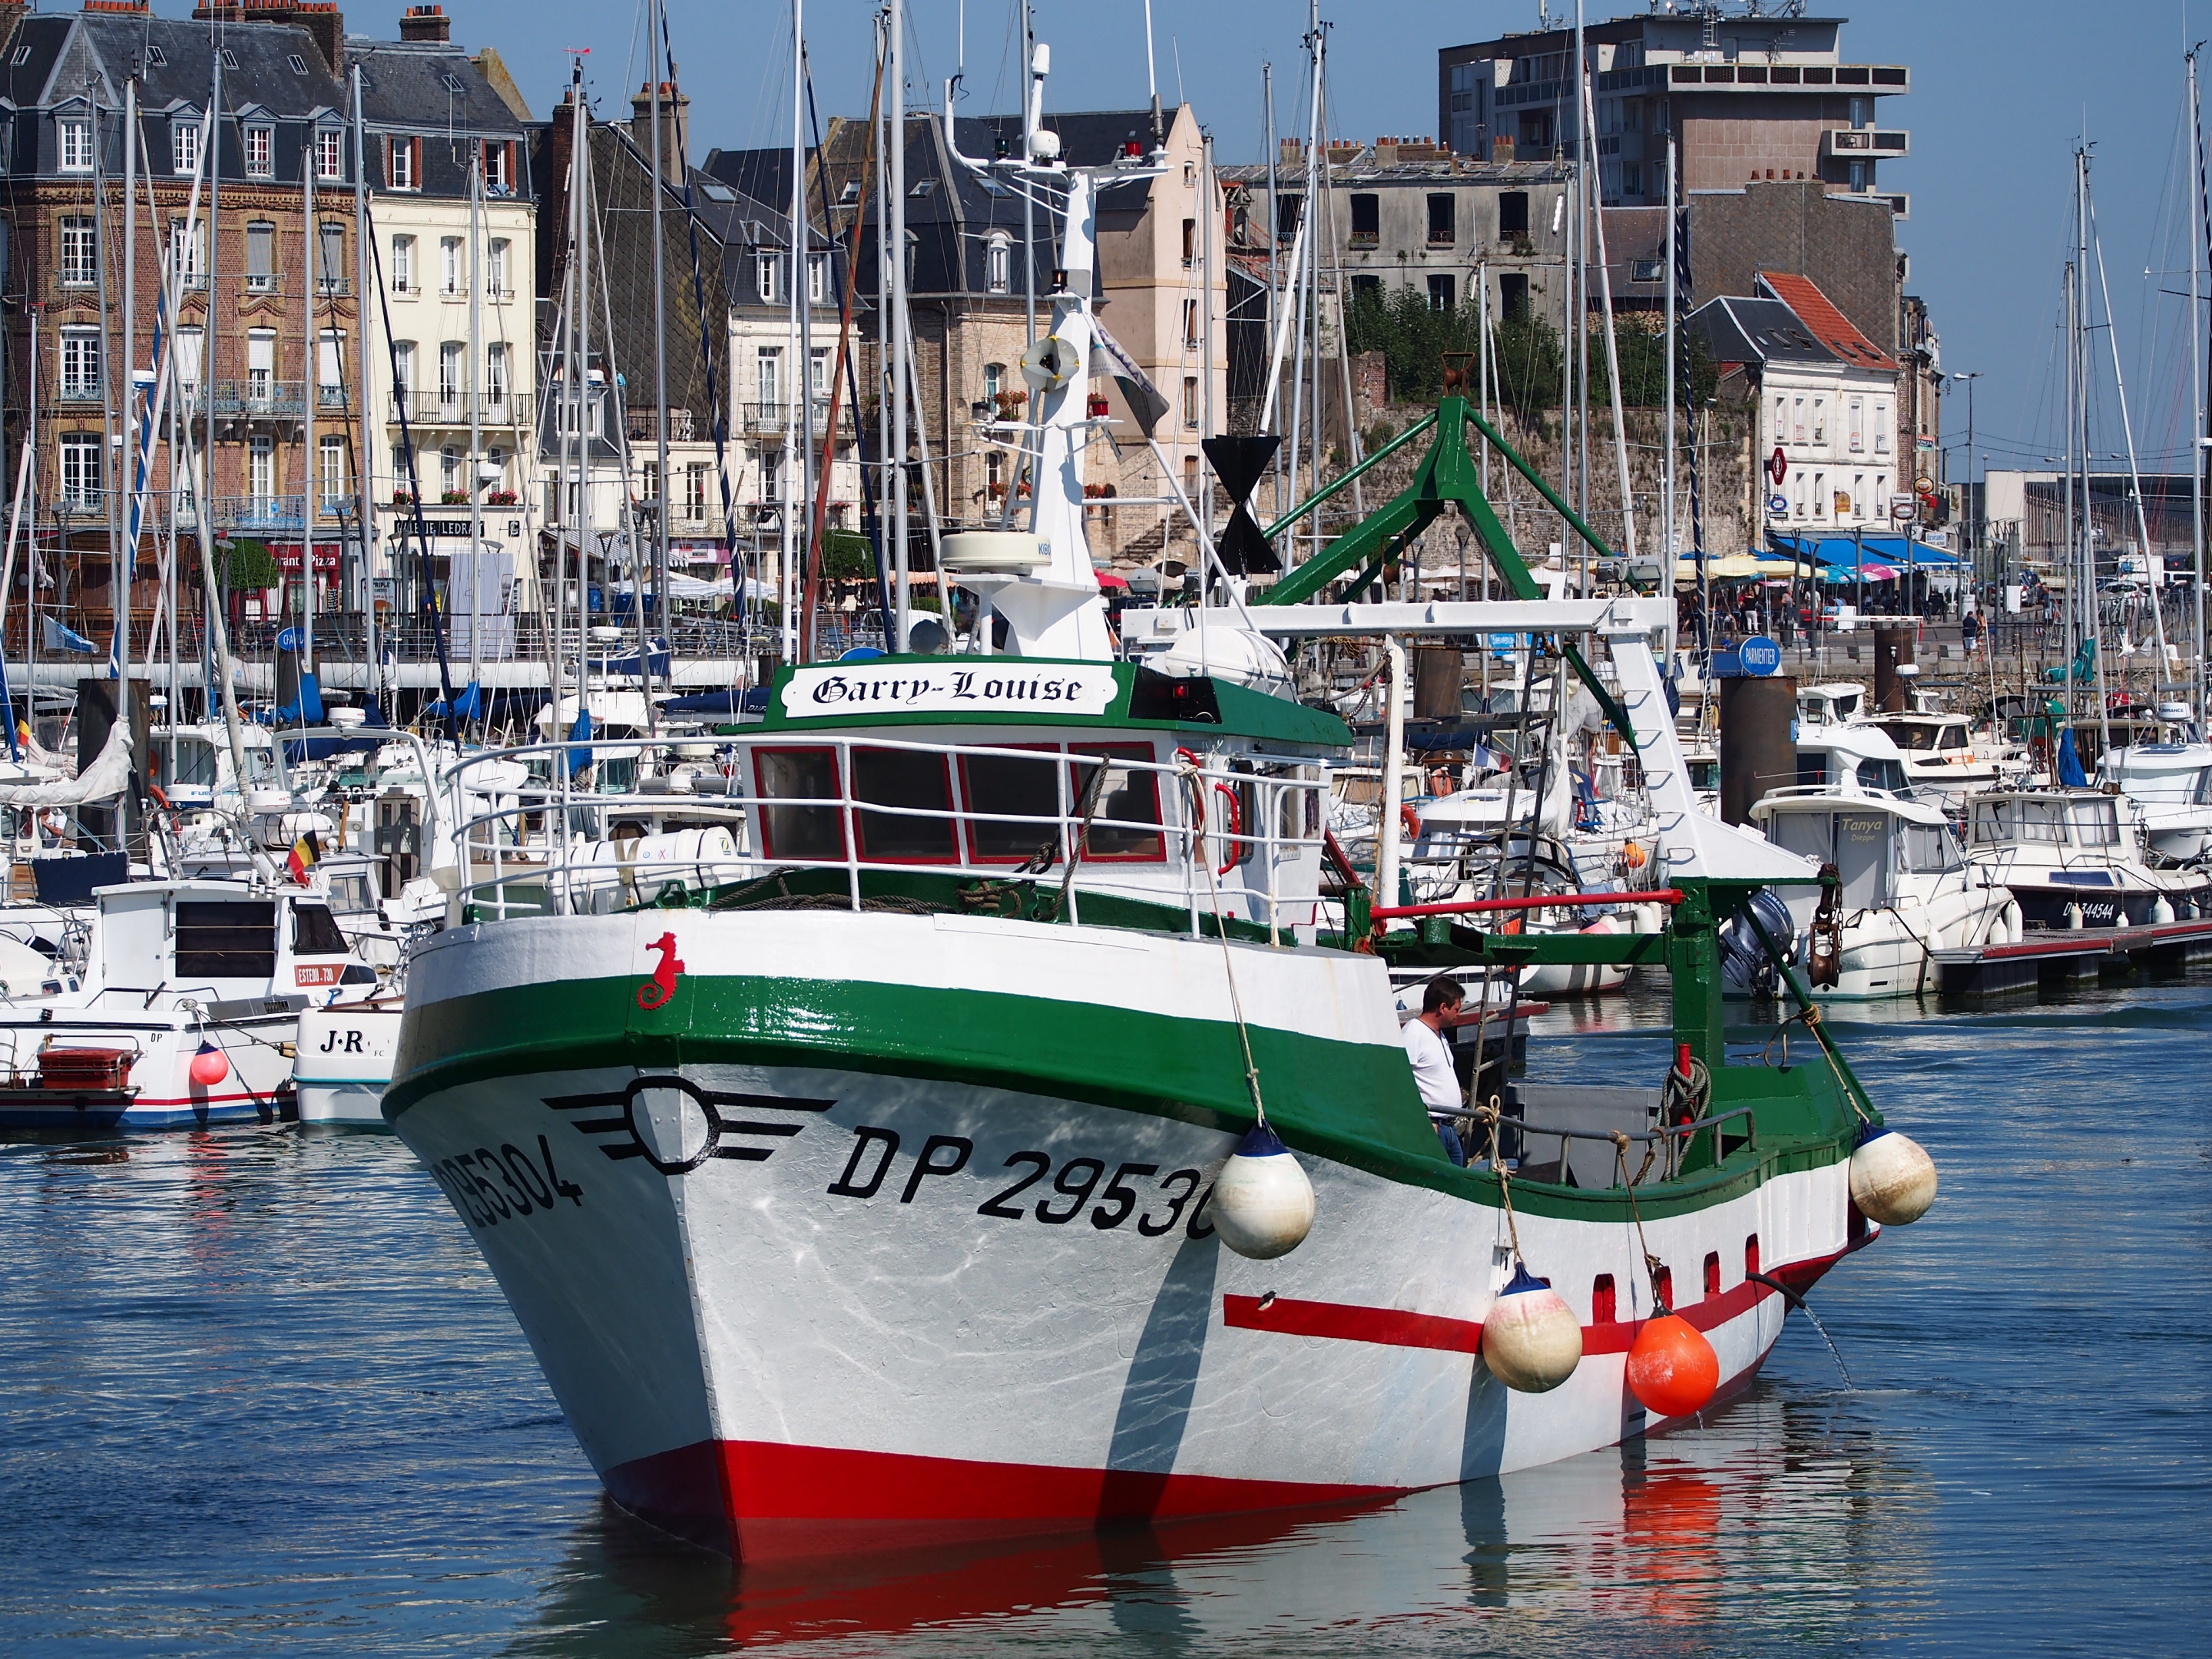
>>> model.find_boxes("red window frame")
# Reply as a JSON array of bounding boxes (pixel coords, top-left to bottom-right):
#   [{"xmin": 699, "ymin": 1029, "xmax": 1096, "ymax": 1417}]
[
  {"xmin": 1703, "ymin": 1251, "xmax": 1722, "ymax": 1300},
  {"xmin": 1067, "ymin": 742, "xmax": 1167, "ymax": 864},
  {"xmin": 850, "ymin": 746, "xmax": 962, "ymax": 866},
  {"xmin": 956, "ymin": 741, "xmax": 1065, "ymax": 866},
  {"xmin": 751, "ymin": 745, "xmax": 847, "ymax": 863}
]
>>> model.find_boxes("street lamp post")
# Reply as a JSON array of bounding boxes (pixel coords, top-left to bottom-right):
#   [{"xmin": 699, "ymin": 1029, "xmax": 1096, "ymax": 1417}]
[{"xmin": 1950, "ymin": 371, "xmax": 1981, "ymax": 605}]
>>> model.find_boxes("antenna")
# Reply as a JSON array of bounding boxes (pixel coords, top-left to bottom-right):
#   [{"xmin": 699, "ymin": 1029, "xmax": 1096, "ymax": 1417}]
[{"xmin": 1144, "ymin": 0, "xmax": 1162, "ymax": 144}]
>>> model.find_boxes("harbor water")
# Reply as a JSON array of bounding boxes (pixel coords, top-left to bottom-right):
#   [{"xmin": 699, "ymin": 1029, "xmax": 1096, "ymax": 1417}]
[{"xmin": 2, "ymin": 984, "xmax": 2206, "ymax": 1655}]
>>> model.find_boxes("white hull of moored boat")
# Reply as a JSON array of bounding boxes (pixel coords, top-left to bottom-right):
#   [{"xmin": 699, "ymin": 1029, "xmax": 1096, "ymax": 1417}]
[
  {"xmin": 294, "ymin": 1002, "xmax": 402, "ymax": 1128},
  {"xmin": 389, "ymin": 910, "xmax": 1867, "ymax": 1559}
]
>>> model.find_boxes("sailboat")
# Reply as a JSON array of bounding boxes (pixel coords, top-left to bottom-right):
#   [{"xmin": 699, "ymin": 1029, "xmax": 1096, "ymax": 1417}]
[{"xmin": 382, "ymin": 22, "xmax": 1927, "ymax": 1560}]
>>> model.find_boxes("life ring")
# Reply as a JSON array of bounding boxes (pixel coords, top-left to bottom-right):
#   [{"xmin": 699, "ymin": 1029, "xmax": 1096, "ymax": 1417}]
[
  {"xmin": 1399, "ymin": 802, "xmax": 1422, "ymax": 843},
  {"xmin": 1214, "ymin": 782, "xmax": 1243, "ymax": 878}
]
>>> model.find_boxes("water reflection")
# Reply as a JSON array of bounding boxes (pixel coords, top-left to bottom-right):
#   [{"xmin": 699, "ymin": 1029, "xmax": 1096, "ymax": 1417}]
[{"xmin": 505, "ymin": 1382, "xmax": 1930, "ymax": 1657}]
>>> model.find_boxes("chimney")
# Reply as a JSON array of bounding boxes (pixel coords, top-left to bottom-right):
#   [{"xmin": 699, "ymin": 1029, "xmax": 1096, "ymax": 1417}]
[
  {"xmin": 292, "ymin": 1, "xmax": 343, "ymax": 76},
  {"xmin": 1491, "ymin": 134, "xmax": 1516, "ymax": 163},
  {"xmin": 398, "ymin": 2, "xmax": 448, "ymax": 42},
  {"xmin": 81, "ymin": 1, "xmax": 151, "ymax": 13},
  {"xmin": 630, "ymin": 79, "xmax": 689, "ymax": 181}
]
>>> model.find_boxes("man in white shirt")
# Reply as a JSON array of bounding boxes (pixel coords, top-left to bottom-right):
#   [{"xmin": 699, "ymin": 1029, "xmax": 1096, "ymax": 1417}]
[{"xmin": 1403, "ymin": 975, "xmax": 1469, "ymax": 1165}]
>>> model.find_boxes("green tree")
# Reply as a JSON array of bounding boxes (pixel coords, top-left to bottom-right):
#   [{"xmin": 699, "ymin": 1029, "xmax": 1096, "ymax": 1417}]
[
  {"xmin": 1344, "ymin": 286, "xmax": 1560, "ymax": 412},
  {"xmin": 216, "ymin": 538, "xmax": 280, "ymax": 591},
  {"xmin": 819, "ymin": 528, "xmax": 877, "ymax": 582}
]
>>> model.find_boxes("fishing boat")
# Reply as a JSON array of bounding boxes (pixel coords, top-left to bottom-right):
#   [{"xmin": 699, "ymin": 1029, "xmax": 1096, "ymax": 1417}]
[
  {"xmin": 383, "ymin": 38, "xmax": 1928, "ymax": 1560},
  {"xmin": 295, "ymin": 992, "xmax": 405, "ymax": 1128},
  {"xmin": 1855, "ymin": 705, "xmax": 2022, "ymax": 813}
]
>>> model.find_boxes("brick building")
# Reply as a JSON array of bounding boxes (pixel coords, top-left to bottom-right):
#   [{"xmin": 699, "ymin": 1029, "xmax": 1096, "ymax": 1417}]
[{"xmin": 0, "ymin": 0, "xmax": 366, "ymax": 635}]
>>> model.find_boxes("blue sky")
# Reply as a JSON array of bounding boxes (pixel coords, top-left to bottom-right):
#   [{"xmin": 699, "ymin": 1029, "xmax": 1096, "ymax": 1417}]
[{"xmin": 172, "ymin": 2, "xmax": 2212, "ymax": 482}]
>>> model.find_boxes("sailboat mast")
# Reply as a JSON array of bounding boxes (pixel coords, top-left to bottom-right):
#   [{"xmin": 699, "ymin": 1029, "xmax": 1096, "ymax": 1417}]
[
  {"xmin": 2192, "ymin": 49, "xmax": 2207, "ymax": 724},
  {"xmin": 303, "ymin": 128, "xmax": 316, "ymax": 678},
  {"xmin": 650, "ymin": 0, "xmax": 670, "ymax": 695},
  {"xmin": 467, "ymin": 152, "xmax": 484, "ymax": 698},
  {"xmin": 1263, "ymin": 62, "xmax": 1280, "ymax": 513},
  {"xmin": 352, "ymin": 65, "xmax": 379, "ymax": 719},
  {"xmin": 792, "ymin": 0, "xmax": 815, "ymax": 660},
  {"xmin": 1664, "ymin": 132, "xmax": 1676, "ymax": 589},
  {"xmin": 890, "ymin": 0, "xmax": 909, "ymax": 652}
]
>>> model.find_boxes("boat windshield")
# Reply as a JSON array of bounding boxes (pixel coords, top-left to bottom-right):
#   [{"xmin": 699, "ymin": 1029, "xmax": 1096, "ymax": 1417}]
[
  {"xmin": 1972, "ymin": 797, "xmax": 2063, "ymax": 845},
  {"xmin": 1878, "ymin": 721, "xmax": 1941, "ymax": 752},
  {"xmin": 2067, "ymin": 798, "xmax": 2121, "ymax": 847},
  {"xmin": 1857, "ymin": 757, "xmax": 1912, "ymax": 796},
  {"xmin": 1903, "ymin": 821, "xmax": 1962, "ymax": 873}
]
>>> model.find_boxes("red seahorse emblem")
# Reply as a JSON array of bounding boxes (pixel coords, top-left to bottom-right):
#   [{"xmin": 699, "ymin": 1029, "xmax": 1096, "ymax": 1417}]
[{"xmin": 637, "ymin": 932, "xmax": 685, "ymax": 1009}]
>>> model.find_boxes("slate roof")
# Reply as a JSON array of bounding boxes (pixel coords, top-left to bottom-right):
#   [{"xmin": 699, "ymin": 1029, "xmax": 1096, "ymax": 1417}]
[
  {"xmin": 1687, "ymin": 296, "xmax": 1839, "ymax": 369},
  {"xmin": 349, "ymin": 38, "xmax": 528, "ymax": 140}
]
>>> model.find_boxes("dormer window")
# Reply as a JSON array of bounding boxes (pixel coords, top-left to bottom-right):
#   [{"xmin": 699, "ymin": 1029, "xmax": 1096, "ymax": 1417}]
[
  {"xmin": 316, "ymin": 127, "xmax": 344, "ymax": 181},
  {"xmin": 172, "ymin": 119, "xmax": 200, "ymax": 176},
  {"xmin": 58, "ymin": 118, "xmax": 91, "ymax": 174},
  {"xmin": 246, "ymin": 124, "xmax": 273, "ymax": 177},
  {"xmin": 386, "ymin": 135, "xmax": 419, "ymax": 190}
]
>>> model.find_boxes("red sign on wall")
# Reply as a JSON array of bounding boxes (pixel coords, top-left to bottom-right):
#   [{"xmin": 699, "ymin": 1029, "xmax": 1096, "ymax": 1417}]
[{"xmin": 271, "ymin": 542, "xmax": 343, "ymax": 573}]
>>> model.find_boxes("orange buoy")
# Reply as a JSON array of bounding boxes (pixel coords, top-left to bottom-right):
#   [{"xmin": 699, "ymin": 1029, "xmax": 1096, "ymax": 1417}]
[
  {"xmin": 1625, "ymin": 1313, "xmax": 1719, "ymax": 1417},
  {"xmin": 189, "ymin": 1041, "xmax": 230, "ymax": 1088}
]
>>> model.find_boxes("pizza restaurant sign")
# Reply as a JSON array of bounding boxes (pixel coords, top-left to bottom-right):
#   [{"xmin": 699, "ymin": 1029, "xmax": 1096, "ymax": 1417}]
[{"xmin": 782, "ymin": 663, "xmax": 1119, "ymax": 717}]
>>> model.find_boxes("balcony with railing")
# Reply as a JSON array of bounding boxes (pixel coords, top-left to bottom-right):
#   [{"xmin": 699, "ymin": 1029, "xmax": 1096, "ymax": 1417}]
[
  {"xmin": 214, "ymin": 494, "xmax": 306, "ymax": 531},
  {"xmin": 387, "ymin": 392, "xmax": 535, "ymax": 428},
  {"xmin": 213, "ymin": 379, "xmax": 306, "ymax": 420},
  {"xmin": 743, "ymin": 398, "xmax": 844, "ymax": 439}
]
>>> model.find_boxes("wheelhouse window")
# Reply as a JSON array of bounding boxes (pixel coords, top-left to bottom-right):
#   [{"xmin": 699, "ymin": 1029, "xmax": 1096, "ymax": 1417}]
[
  {"xmin": 754, "ymin": 747, "xmax": 845, "ymax": 860},
  {"xmin": 1068, "ymin": 745, "xmax": 1164, "ymax": 861},
  {"xmin": 960, "ymin": 747, "xmax": 1062, "ymax": 863},
  {"xmin": 852, "ymin": 747, "xmax": 959, "ymax": 863},
  {"xmin": 291, "ymin": 902, "xmax": 349, "ymax": 956},
  {"xmin": 176, "ymin": 900, "xmax": 276, "ymax": 981}
]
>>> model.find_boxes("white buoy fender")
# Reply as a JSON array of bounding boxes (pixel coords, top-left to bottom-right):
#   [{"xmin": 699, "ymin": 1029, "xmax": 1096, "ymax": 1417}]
[
  {"xmin": 2151, "ymin": 896, "xmax": 2177, "ymax": 926},
  {"xmin": 1480, "ymin": 1263, "xmax": 1583, "ymax": 1392},
  {"xmin": 1849, "ymin": 1123, "xmax": 1938, "ymax": 1227},
  {"xmin": 1209, "ymin": 1123, "xmax": 1316, "ymax": 1260}
]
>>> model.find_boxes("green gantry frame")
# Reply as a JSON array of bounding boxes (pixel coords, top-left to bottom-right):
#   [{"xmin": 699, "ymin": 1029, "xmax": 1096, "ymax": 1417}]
[{"xmin": 1253, "ymin": 395, "xmax": 1640, "ymax": 747}]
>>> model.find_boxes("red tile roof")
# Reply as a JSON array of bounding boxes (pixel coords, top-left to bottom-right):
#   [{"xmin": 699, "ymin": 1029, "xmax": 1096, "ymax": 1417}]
[{"xmin": 1756, "ymin": 270, "xmax": 1897, "ymax": 373}]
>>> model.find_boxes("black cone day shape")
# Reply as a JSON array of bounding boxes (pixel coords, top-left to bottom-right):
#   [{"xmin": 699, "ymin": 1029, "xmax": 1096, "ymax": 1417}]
[{"xmin": 1204, "ymin": 435, "xmax": 1283, "ymax": 575}]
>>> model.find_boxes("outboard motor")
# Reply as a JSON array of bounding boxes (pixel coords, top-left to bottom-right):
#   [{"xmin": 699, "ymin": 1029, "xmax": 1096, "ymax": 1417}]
[{"xmin": 1718, "ymin": 887, "xmax": 1797, "ymax": 997}]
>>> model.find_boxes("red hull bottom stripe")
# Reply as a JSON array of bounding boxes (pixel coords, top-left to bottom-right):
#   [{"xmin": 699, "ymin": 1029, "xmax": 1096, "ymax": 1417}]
[
  {"xmin": 602, "ymin": 1440, "xmax": 1401, "ymax": 1562},
  {"xmin": 599, "ymin": 1243, "xmax": 1873, "ymax": 1560}
]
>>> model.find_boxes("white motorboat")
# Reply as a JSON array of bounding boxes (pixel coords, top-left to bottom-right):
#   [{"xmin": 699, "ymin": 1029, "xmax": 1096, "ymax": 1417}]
[
  {"xmin": 0, "ymin": 876, "xmax": 376, "ymax": 1129},
  {"xmin": 1962, "ymin": 787, "xmax": 2212, "ymax": 929},
  {"xmin": 2095, "ymin": 704, "xmax": 2212, "ymax": 863},
  {"xmin": 1734, "ymin": 788, "xmax": 2018, "ymax": 998}
]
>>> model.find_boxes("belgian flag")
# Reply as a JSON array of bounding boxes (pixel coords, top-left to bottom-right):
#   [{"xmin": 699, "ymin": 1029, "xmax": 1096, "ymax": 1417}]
[{"xmin": 286, "ymin": 830, "xmax": 321, "ymax": 886}]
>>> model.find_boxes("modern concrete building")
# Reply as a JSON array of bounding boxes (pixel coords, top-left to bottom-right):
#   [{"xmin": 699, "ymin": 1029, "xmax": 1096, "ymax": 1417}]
[{"xmin": 1439, "ymin": 9, "xmax": 1909, "ymax": 215}]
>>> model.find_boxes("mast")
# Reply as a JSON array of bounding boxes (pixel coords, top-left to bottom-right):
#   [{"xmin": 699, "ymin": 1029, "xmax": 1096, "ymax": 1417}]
[
  {"xmin": 2079, "ymin": 144, "xmax": 2110, "ymax": 749},
  {"xmin": 650, "ymin": 0, "xmax": 670, "ymax": 698},
  {"xmin": 1582, "ymin": 65, "xmax": 1634, "ymax": 565},
  {"xmin": 2193, "ymin": 48, "xmax": 2207, "ymax": 724},
  {"xmin": 1573, "ymin": 0, "xmax": 1589, "ymax": 586},
  {"xmin": 576, "ymin": 106, "xmax": 597, "ymax": 710},
  {"xmin": 2061, "ymin": 253, "xmax": 2076, "ymax": 743},
  {"xmin": 352, "ymin": 65, "xmax": 379, "ymax": 719},
  {"xmin": 1263, "ymin": 61, "xmax": 1280, "ymax": 512},
  {"xmin": 1664, "ymin": 132, "xmax": 1676, "ymax": 595},
  {"xmin": 467, "ymin": 149, "xmax": 484, "ymax": 701},
  {"xmin": 303, "ymin": 124, "xmax": 316, "ymax": 679},
  {"xmin": 108, "ymin": 76, "xmax": 127, "ymax": 680},
  {"xmin": 889, "ymin": 0, "xmax": 909, "ymax": 651},
  {"xmin": 792, "ymin": 0, "xmax": 814, "ymax": 659}
]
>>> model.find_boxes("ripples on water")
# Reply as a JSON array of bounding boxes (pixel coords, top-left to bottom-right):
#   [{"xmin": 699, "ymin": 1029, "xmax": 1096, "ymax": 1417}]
[{"xmin": 1, "ymin": 982, "xmax": 2206, "ymax": 1655}]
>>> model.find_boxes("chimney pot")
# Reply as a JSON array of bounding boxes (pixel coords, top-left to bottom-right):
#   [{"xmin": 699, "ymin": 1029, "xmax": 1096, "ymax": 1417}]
[{"xmin": 399, "ymin": 3, "xmax": 449, "ymax": 42}]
